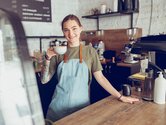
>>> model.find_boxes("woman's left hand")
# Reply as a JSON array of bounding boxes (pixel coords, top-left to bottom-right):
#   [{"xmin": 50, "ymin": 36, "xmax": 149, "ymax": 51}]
[{"xmin": 119, "ymin": 96, "xmax": 140, "ymax": 104}]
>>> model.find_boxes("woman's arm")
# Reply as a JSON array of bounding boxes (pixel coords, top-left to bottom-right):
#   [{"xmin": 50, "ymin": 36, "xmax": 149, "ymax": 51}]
[
  {"xmin": 93, "ymin": 71, "xmax": 139, "ymax": 104},
  {"xmin": 40, "ymin": 60, "xmax": 52, "ymax": 84},
  {"xmin": 41, "ymin": 47, "xmax": 57, "ymax": 84}
]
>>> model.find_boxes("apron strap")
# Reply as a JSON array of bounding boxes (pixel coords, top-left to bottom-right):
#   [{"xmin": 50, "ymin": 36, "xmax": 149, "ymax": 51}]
[
  {"xmin": 63, "ymin": 54, "xmax": 68, "ymax": 63},
  {"xmin": 63, "ymin": 44, "xmax": 83, "ymax": 63},
  {"xmin": 79, "ymin": 44, "xmax": 83, "ymax": 63}
]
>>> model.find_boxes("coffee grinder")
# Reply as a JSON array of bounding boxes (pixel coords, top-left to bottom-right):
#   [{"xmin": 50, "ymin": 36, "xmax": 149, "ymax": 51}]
[{"xmin": 122, "ymin": 28, "xmax": 139, "ymax": 63}]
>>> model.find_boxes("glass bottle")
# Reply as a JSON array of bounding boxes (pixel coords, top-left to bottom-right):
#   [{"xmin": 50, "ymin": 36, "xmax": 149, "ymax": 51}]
[{"xmin": 142, "ymin": 68, "xmax": 154, "ymax": 101}]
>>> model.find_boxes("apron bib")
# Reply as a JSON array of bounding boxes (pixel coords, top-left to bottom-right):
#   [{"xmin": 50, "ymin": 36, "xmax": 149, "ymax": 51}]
[{"xmin": 46, "ymin": 45, "xmax": 90, "ymax": 121}]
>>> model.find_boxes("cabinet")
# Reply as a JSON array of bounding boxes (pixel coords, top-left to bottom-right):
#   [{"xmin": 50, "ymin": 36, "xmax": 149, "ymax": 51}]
[
  {"xmin": 82, "ymin": 10, "xmax": 139, "ymax": 30},
  {"xmin": 90, "ymin": 62, "xmax": 140, "ymax": 103},
  {"xmin": 36, "ymin": 73, "xmax": 57, "ymax": 117}
]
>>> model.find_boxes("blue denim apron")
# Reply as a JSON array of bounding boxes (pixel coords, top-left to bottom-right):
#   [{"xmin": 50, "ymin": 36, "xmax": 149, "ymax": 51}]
[{"xmin": 46, "ymin": 45, "xmax": 90, "ymax": 121}]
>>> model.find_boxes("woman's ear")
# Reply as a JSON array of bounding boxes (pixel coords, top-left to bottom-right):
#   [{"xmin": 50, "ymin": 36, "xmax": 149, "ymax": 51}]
[{"xmin": 80, "ymin": 26, "xmax": 83, "ymax": 32}]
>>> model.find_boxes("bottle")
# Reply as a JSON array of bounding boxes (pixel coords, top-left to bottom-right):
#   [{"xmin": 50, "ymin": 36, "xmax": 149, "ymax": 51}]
[
  {"xmin": 112, "ymin": 0, "xmax": 118, "ymax": 12},
  {"xmin": 132, "ymin": 0, "xmax": 139, "ymax": 11},
  {"xmin": 142, "ymin": 68, "xmax": 154, "ymax": 101},
  {"xmin": 98, "ymin": 41, "xmax": 105, "ymax": 60},
  {"xmin": 153, "ymin": 72, "xmax": 166, "ymax": 104},
  {"xmin": 118, "ymin": 0, "xmax": 124, "ymax": 12},
  {"xmin": 124, "ymin": 0, "xmax": 133, "ymax": 11},
  {"xmin": 98, "ymin": 40, "xmax": 105, "ymax": 51}
]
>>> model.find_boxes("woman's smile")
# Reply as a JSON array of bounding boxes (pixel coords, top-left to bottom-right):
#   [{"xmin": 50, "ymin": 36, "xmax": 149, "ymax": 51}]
[{"xmin": 63, "ymin": 20, "xmax": 82, "ymax": 47}]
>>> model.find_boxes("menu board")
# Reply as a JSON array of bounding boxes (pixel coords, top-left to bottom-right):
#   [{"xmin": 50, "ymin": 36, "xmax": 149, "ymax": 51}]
[{"xmin": 0, "ymin": 0, "xmax": 52, "ymax": 22}]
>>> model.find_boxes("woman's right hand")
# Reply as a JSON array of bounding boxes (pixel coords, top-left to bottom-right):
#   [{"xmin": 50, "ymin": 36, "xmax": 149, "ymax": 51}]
[{"xmin": 46, "ymin": 47, "xmax": 57, "ymax": 60}]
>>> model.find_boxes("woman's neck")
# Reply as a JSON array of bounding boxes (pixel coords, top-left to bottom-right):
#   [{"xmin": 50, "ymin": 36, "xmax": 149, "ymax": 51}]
[{"xmin": 68, "ymin": 42, "xmax": 80, "ymax": 47}]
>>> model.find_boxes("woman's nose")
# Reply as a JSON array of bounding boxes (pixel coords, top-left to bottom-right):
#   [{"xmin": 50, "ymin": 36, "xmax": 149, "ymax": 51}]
[{"xmin": 68, "ymin": 30, "xmax": 74, "ymax": 37}]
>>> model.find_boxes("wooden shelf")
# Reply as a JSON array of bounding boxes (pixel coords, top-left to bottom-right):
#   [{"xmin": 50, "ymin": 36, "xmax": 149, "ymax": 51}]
[
  {"xmin": 82, "ymin": 10, "xmax": 139, "ymax": 30},
  {"xmin": 82, "ymin": 10, "xmax": 138, "ymax": 19}
]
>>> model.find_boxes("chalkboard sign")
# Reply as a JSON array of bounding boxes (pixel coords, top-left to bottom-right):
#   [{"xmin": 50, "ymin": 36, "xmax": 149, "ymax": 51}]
[{"xmin": 0, "ymin": 0, "xmax": 52, "ymax": 22}]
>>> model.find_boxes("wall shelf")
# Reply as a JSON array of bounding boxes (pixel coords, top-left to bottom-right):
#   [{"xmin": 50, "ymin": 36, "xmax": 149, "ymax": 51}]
[{"xmin": 82, "ymin": 10, "xmax": 139, "ymax": 30}]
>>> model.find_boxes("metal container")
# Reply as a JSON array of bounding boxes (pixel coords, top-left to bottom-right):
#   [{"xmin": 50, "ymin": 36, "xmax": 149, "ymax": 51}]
[
  {"xmin": 122, "ymin": 84, "xmax": 131, "ymax": 96},
  {"xmin": 123, "ymin": 0, "xmax": 133, "ymax": 11}
]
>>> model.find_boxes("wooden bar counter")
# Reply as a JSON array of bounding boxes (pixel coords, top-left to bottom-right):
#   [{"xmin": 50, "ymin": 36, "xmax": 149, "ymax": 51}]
[{"xmin": 53, "ymin": 90, "xmax": 166, "ymax": 125}]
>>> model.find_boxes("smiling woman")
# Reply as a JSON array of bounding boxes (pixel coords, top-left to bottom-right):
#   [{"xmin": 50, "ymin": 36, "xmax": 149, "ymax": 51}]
[
  {"xmin": 41, "ymin": 14, "xmax": 139, "ymax": 122},
  {"xmin": 62, "ymin": 19, "xmax": 82, "ymax": 47},
  {"xmin": 61, "ymin": 15, "xmax": 83, "ymax": 47}
]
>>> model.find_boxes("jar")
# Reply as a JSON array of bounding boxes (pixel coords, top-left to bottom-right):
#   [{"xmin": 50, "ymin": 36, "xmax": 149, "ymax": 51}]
[{"xmin": 100, "ymin": 4, "xmax": 106, "ymax": 14}]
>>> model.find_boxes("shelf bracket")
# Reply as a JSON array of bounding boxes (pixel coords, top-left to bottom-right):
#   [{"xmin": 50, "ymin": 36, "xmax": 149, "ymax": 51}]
[
  {"xmin": 97, "ymin": 17, "xmax": 99, "ymax": 30},
  {"xmin": 130, "ymin": 13, "xmax": 133, "ymax": 29}
]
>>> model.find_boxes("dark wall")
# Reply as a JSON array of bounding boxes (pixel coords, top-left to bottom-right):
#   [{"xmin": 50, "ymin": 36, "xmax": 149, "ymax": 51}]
[
  {"xmin": 140, "ymin": 35, "xmax": 166, "ymax": 70},
  {"xmin": 156, "ymin": 52, "xmax": 166, "ymax": 70}
]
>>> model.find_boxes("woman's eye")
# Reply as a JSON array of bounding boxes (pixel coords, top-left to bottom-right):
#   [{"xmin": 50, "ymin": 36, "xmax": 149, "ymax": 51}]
[
  {"xmin": 63, "ymin": 29, "xmax": 69, "ymax": 33},
  {"xmin": 73, "ymin": 28, "xmax": 77, "ymax": 31}
]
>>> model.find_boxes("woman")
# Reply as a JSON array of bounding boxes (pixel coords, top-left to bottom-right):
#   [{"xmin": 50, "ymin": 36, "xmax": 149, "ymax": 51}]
[{"xmin": 41, "ymin": 14, "xmax": 139, "ymax": 121}]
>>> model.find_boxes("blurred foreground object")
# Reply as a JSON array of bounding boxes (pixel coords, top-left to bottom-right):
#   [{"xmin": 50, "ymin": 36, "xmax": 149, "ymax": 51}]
[{"xmin": 0, "ymin": 8, "xmax": 44, "ymax": 125}]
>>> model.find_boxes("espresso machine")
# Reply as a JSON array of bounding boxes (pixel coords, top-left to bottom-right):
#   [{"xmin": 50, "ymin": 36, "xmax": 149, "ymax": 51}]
[
  {"xmin": 131, "ymin": 34, "xmax": 166, "ymax": 101},
  {"xmin": 122, "ymin": 28, "xmax": 139, "ymax": 63}
]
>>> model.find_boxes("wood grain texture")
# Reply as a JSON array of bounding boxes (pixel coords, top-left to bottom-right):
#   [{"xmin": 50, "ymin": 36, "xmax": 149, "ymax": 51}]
[
  {"xmin": 81, "ymin": 28, "xmax": 142, "ymax": 56},
  {"xmin": 54, "ymin": 90, "xmax": 166, "ymax": 125}
]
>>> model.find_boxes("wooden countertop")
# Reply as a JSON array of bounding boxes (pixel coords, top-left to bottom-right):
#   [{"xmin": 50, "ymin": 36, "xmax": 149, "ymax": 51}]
[
  {"xmin": 100, "ymin": 59, "xmax": 140, "ymax": 68},
  {"xmin": 54, "ymin": 89, "xmax": 166, "ymax": 125}
]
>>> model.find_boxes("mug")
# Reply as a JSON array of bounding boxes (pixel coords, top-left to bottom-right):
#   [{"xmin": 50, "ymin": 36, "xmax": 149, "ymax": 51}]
[
  {"xmin": 53, "ymin": 46, "xmax": 67, "ymax": 55},
  {"xmin": 122, "ymin": 84, "xmax": 131, "ymax": 96}
]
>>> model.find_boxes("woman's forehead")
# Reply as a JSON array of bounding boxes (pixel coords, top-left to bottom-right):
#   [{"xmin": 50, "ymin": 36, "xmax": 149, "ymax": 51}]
[{"xmin": 63, "ymin": 20, "xmax": 80, "ymax": 28}]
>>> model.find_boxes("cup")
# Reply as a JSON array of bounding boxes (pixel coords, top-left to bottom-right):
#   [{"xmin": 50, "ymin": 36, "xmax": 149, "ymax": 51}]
[
  {"xmin": 122, "ymin": 84, "xmax": 131, "ymax": 96},
  {"xmin": 53, "ymin": 46, "xmax": 67, "ymax": 55},
  {"xmin": 140, "ymin": 58, "xmax": 148, "ymax": 74}
]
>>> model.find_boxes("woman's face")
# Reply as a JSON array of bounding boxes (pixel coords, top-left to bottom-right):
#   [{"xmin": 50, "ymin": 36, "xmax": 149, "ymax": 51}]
[{"xmin": 62, "ymin": 19, "xmax": 82, "ymax": 47}]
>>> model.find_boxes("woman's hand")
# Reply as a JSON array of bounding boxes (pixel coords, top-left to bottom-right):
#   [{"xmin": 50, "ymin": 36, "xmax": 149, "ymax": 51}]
[
  {"xmin": 46, "ymin": 47, "xmax": 57, "ymax": 60},
  {"xmin": 119, "ymin": 96, "xmax": 140, "ymax": 104}
]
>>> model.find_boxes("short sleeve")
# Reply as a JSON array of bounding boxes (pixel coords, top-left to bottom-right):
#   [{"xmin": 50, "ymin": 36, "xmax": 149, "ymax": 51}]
[{"xmin": 90, "ymin": 47, "xmax": 103, "ymax": 73}]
